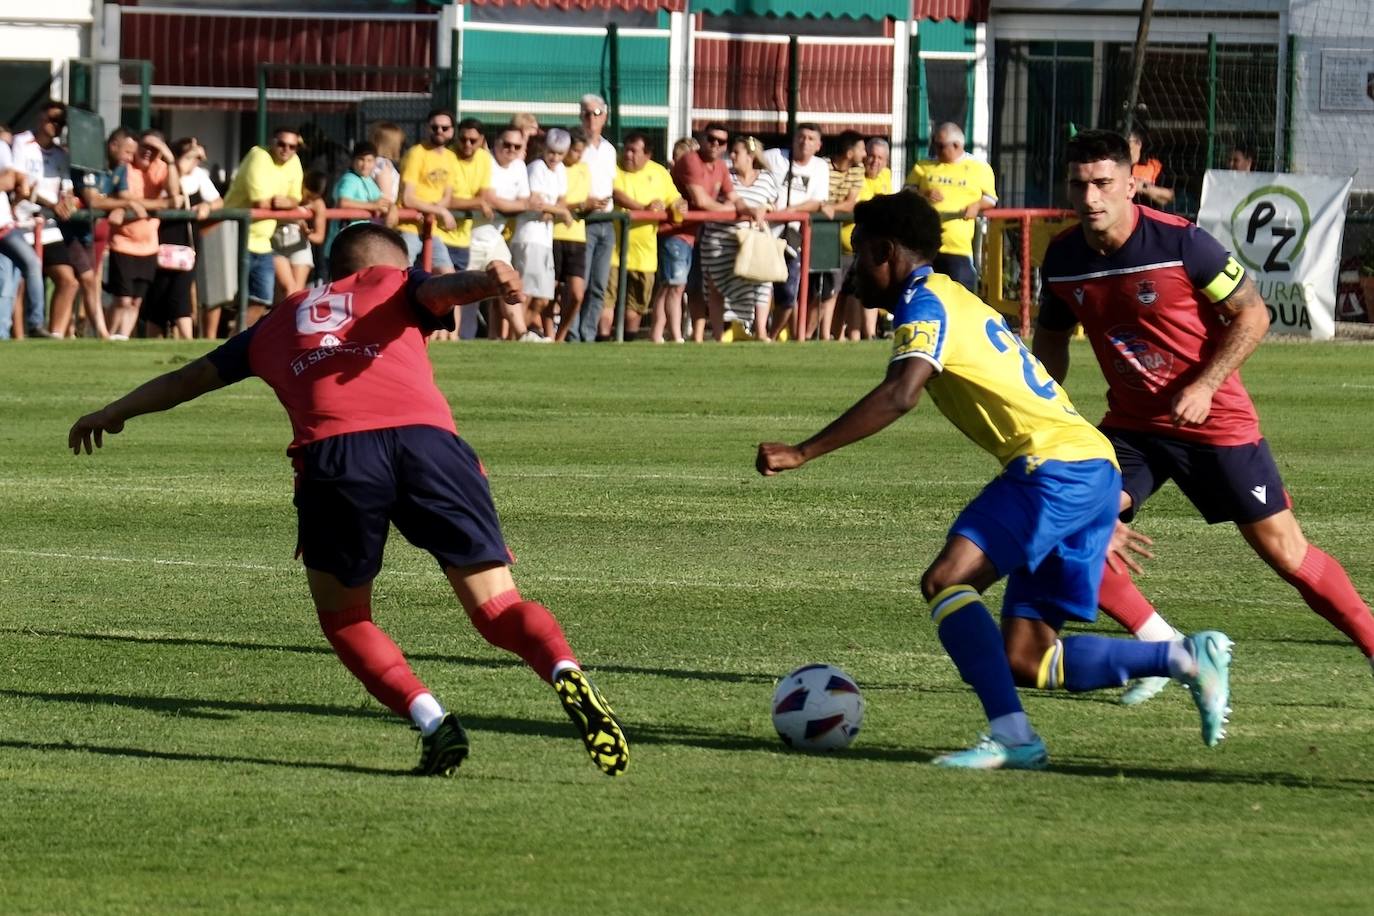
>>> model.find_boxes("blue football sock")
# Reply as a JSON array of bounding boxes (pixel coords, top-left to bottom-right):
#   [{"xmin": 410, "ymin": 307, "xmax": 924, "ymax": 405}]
[
  {"xmin": 1060, "ymin": 636, "xmax": 1171, "ymax": 692},
  {"xmin": 930, "ymin": 585, "xmax": 1023, "ymax": 721}
]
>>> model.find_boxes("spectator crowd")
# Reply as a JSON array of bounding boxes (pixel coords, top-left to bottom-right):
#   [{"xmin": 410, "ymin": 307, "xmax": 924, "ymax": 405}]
[{"xmin": 0, "ymin": 95, "xmax": 1033, "ymax": 343}]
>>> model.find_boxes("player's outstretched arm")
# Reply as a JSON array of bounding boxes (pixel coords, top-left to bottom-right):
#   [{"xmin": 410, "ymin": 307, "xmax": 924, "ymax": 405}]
[
  {"xmin": 69, "ymin": 356, "xmax": 231, "ymax": 455},
  {"xmin": 1172, "ymin": 275, "xmax": 1270, "ymax": 427},
  {"xmin": 757, "ymin": 357, "xmax": 933, "ymax": 476},
  {"xmin": 414, "ymin": 262, "xmax": 523, "ymax": 319}
]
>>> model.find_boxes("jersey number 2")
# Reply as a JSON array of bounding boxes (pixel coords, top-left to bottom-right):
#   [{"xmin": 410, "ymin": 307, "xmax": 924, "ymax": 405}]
[
  {"xmin": 984, "ymin": 318, "xmax": 1056, "ymax": 400},
  {"xmin": 295, "ymin": 286, "xmax": 355, "ymax": 334}
]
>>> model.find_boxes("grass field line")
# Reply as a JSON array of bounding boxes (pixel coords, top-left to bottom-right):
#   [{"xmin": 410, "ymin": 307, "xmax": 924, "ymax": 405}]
[{"xmin": 0, "ymin": 547, "xmax": 284, "ymax": 573}]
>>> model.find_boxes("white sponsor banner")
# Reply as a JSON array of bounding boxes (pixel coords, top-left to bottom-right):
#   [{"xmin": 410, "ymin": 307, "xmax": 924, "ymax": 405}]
[{"xmin": 1198, "ymin": 171, "xmax": 1353, "ymax": 340}]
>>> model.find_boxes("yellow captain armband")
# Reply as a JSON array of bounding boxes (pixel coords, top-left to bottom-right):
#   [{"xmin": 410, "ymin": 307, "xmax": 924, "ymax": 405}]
[{"xmin": 1201, "ymin": 256, "xmax": 1245, "ymax": 303}]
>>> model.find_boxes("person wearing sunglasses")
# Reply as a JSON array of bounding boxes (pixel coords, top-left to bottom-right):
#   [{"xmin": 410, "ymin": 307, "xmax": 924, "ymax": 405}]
[
  {"xmin": 565, "ymin": 93, "xmax": 615, "ymax": 342},
  {"xmin": 223, "ymin": 126, "xmax": 305, "ymax": 326},
  {"xmin": 661, "ymin": 121, "xmax": 738, "ymax": 344},
  {"xmin": 903, "ymin": 122, "xmax": 996, "ymax": 294},
  {"xmin": 398, "ymin": 108, "xmax": 485, "ymax": 295}
]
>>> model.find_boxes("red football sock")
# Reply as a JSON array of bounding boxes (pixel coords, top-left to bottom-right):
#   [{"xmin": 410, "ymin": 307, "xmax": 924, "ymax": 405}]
[
  {"xmin": 317, "ymin": 605, "xmax": 429, "ymax": 718},
  {"xmin": 1097, "ymin": 562, "xmax": 1157, "ymax": 634},
  {"xmin": 469, "ymin": 590, "xmax": 577, "ymax": 683},
  {"xmin": 1279, "ymin": 546, "xmax": 1374, "ymax": 657}
]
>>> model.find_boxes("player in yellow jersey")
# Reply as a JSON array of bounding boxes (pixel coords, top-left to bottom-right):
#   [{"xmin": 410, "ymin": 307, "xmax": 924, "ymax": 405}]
[{"xmin": 756, "ymin": 190, "xmax": 1232, "ymax": 770}]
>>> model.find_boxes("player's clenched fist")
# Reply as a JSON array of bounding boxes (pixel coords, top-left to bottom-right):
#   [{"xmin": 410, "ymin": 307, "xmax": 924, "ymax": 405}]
[
  {"xmin": 756, "ymin": 442, "xmax": 805, "ymax": 476},
  {"xmin": 485, "ymin": 261, "xmax": 523, "ymax": 304}
]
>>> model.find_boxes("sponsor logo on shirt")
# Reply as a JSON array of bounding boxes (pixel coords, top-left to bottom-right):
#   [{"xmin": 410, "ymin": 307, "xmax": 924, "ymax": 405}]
[
  {"xmin": 893, "ymin": 319, "xmax": 941, "ymax": 359},
  {"xmin": 290, "ymin": 341, "xmax": 382, "ymax": 377},
  {"xmin": 1106, "ymin": 325, "xmax": 1176, "ymax": 391}
]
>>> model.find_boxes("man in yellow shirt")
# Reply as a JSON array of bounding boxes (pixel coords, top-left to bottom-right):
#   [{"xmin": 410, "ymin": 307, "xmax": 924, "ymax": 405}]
[
  {"xmin": 397, "ymin": 109, "xmax": 492, "ymax": 281},
  {"xmin": 223, "ymin": 127, "xmax": 304, "ymax": 325},
  {"xmin": 608, "ymin": 132, "xmax": 681, "ymax": 338},
  {"xmin": 904, "ymin": 122, "xmax": 996, "ymax": 293}
]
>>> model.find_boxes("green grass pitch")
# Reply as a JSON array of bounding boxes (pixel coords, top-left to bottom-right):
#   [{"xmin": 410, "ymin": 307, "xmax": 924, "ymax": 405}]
[{"xmin": 1, "ymin": 338, "xmax": 1372, "ymax": 914}]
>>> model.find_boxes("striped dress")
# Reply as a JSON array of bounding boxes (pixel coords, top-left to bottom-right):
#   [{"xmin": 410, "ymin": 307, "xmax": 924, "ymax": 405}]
[{"xmin": 700, "ymin": 168, "xmax": 780, "ymax": 323}]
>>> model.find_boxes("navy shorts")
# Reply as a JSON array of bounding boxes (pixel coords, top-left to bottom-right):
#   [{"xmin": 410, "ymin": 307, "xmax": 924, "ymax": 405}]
[
  {"xmin": 1105, "ymin": 427, "xmax": 1290, "ymax": 525},
  {"xmin": 293, "ymin": 425, "xmax": 512, "ymax": 587},
  {"xmin": 951, "ymin": 457, "xmax": 1120, "ymax": 630}
]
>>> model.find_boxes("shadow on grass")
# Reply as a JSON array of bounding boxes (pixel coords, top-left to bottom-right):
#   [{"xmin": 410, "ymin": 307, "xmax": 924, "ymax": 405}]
[
  {"xmin": 3, "ymin": 690, "xmax": 1367, "ymax": 790},
  {"xmin": 3, "ymin": 626, "xmax": 786, "ymax": 686},
  {"xmin": 0, "ymin": 738, "xmax": 401, "ymax": 777}
]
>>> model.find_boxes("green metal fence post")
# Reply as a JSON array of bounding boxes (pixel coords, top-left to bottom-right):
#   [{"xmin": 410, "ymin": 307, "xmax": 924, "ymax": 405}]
[
  {"xmin": 1284, "ymin": 34, "xmax": 1297, "ymax": 172},
  {"xmin": 449, "ymin": 28, "xmax": 461, "ymax": 117},
  {"xmin": 257, "ymin": 66, "xmax": 268, "ymax": 148},
  {"xmin": 906, "ymin": 29, "xmax": 923, "ymax": 166},
  {"xmin": 138, "ymin": 61, "xmax": 152, "ymax": 131},
  {"xmin": 786, "ymin": 35, "xmax": 799, "ymax": 142},
  {"xmin": 608, "ymin": 23, "xmax": 622, "ymax": 147},
  {"xmin": 1206, "ymin": 33, "xmax": 1217, "ymax": 169}
]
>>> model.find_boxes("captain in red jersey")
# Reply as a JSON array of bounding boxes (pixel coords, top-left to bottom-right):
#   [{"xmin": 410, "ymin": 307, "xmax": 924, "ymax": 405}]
[
  {"xmin": 1032, "ymin": 129, "xmax": 1374, "ymax": 702},
  {"xmin": 68, "ymin": 223, "xmax": 629, "ymax": 778}
]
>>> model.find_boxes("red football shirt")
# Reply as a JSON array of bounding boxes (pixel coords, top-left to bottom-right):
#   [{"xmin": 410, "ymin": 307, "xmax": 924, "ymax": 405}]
[
  {"xmin": 207, "ymin": 266, "xmax": 456, "ymax": 455},
  {"xmin": 668, "ymin": 151, "xmax": 732, "ymax": 242},
  {"xmin": 1039, "ymin": 206, "xmax": 1258, "ymax": 446}
]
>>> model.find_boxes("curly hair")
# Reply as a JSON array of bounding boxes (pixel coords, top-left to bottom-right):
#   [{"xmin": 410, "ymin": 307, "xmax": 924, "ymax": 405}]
[{"xmin": 852, "ymin": 189, "xmax": 943, "ymax": 262}]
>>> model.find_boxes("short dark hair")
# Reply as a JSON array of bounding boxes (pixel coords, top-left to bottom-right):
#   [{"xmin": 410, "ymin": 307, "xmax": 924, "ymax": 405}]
[
  {"xmin": 796, "ymin": 122, "xmax": 822, "ymax": 139},
  {"xmin": 106, "ymin": 127, "xmax": 132, "ymax": 147},
  {"xmin": 568, "ymin": 125, "xmax": 589, "ymax": 145},
  {"xmin": 835, "ymin": 130, "xmax": 865, "ymax": 154},
  {"xmin": 271, "ymin": 126, "xmax": 299, "ymax": 140},
  {"xmin": 456, "ymin": 117, "xmax": 484, "ymax": 134},
  {"xmin": 425, "ymin": 108, "xmax": 455, "ymax": 126},
  {"xmin": 1230, "ymin": 139, "xmax": 1256, "ymax": 161},
  {"xmin": 702, "ymin": 121, "xmax": 729, "ymax": 138},
  {"xmin": 351, "ymin": 141, "xmax": 378, "ymax": 159},
  {"xmin": 329, "ymin": 223, "xmax": 410, "ymax": 278},
  {"xmin": 622, "ymin": 130, "xmax": 651, "ymax": 152},
  {"xmin": 303, "ymin": 170, "xmax": 328, "ymax": 197},
  {"xmin": 1065, "ymin": 129, "xmax": 1133, "ymax": 168},
  {"xmin": 852, "ymin": 190, "xmax": 943, "ymax": 262}
]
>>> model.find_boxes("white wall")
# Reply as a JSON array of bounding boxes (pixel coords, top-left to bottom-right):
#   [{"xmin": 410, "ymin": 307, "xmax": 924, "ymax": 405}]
[{"xmin": 1287, "ymin": 0, "xmax": 1374, "ymax": 190}]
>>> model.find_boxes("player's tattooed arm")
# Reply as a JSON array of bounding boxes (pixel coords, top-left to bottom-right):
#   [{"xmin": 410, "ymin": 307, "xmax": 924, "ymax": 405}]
[
  {"xmin": 1172, "ymin": 275, "xmax": 1270, "ymax": 427},
  {"xmin": 416, "ymin": 262, "xmax": 523, "ymax": 318}
]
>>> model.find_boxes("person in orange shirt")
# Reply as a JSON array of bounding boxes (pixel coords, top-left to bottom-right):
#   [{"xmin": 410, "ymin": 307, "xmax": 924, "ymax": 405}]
[
  {"xmin": 1128, "ymin": 126, "xmax": 1174, "ymax": 208},
  {"xmin": 109, "ymin": 130, "xmax": 181, "ymax": 339}
]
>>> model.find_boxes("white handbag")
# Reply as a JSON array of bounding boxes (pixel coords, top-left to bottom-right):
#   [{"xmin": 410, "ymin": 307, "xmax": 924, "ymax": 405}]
[{"xmin": 733, "ymin": 227, "xmax": 788, "ymax": 283}]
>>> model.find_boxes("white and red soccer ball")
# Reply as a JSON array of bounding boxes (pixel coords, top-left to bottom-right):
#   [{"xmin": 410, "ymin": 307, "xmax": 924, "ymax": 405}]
[{"xmin": 771, "ymin": 664, "xmax": 864, "ymax": 751}]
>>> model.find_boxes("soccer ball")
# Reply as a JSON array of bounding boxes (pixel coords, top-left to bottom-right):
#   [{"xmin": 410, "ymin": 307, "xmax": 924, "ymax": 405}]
[{"xmin": 771, "ymin": 664, "xmax": 864, "ymax": 751}]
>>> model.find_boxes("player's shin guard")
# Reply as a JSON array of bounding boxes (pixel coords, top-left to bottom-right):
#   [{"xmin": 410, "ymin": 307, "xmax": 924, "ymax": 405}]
[
  {"xmin": 1097, "ymin": 563, "xmax": 1159, "ymax": 635},
  {"xmin": 1038, "ymin": 636, "xmax": 1172, "ymax": 691},
  {"xmin": 1279, "ymin": 546, "xmax": 1374, "ymax": 657},
  {"xmin": 469, "ymin": 589, "xmax": 577, "ymax": 683},
  {"xmin": 317, "ymin": 605, "xmax": 428, "ymax": 718},
  {"xmin": 929, "ymin": 585, "xmax": 1022, "ymax": 720}
]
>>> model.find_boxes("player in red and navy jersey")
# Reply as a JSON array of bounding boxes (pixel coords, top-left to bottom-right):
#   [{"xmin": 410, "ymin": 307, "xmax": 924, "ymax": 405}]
[
  {"xmin": 1033, "ymin": 129, "xmax": 1374, "ymax": 703},
  {"xmin": 68, "ymin": 223, "xmax": 629, "ymax": 778}
]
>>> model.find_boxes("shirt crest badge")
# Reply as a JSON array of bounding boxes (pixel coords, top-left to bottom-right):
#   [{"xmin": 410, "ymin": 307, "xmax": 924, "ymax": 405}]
[{"xmin": 1136, "ymin": 280, "xmax": 1158, "ymax": 306}]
